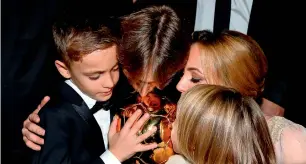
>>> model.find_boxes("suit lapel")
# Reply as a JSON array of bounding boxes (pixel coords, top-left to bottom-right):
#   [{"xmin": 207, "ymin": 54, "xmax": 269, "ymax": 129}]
[
  {"xmin": 213, "ymin": 0, "xmax": 231, "ymax": 34},
  {"xmin": 73, "ymin": 102, "xmax": 106, "ymax": 154},
  {"xmin": 247, "ymin": 0, "xmax": 264, "ymax": 36},
  {"xmin": 60, "ymin": 82, "xmax": 106, "ymax": 152}
]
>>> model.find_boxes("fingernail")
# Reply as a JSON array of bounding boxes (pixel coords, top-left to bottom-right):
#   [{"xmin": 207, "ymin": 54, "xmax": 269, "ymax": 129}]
[{"xmin": 144, "ymin": 113, "xmax": 150, "ymax": 118}]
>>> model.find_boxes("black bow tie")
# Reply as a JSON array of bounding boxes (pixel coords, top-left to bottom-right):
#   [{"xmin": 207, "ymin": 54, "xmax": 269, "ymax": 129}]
[{"xmin": 90, "ymin": 101, "xmax": 111, "ymax": 114}]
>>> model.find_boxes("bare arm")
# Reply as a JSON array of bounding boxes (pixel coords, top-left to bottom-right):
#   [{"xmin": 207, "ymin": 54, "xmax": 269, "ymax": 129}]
[{"xmin": 261, "ymin": 98, "xmax": 284, "ymax": 117}]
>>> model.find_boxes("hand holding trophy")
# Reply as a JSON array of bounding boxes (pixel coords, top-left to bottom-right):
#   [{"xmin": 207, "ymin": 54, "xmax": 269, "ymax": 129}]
[{"xmin": 117, "ymin": 93, "xmax": 177, "ymax": 164}]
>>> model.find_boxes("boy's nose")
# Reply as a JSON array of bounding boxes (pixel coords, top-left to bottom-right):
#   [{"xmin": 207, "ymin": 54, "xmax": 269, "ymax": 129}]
[{"xmin": 104, "ymin": 73, "xmax": 115, "ymax": 88}]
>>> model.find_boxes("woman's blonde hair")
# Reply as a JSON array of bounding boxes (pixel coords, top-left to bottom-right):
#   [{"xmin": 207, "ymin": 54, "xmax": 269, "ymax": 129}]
[
  {"xmin": 176, "ymin": 84, "xmax": 276, "ymax": 164},
  {"xmin": 192, "ymin": 30, "xmax": 268, "ymax": 98}
]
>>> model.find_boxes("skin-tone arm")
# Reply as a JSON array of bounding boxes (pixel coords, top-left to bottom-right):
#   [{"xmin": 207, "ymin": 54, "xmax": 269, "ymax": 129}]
[
  {"xmin": 261, "ymin": 98, "xmax": 285, "ymax": 117},
  {"xmin": 22, "ymin": 96, "xmax": 50, "ymax": 150}
]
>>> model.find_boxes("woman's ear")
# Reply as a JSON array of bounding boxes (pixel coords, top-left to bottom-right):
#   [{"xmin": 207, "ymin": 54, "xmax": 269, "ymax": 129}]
[{"xmin": 55, "ymin": 60, "xmax": 71, "ymax": 79}]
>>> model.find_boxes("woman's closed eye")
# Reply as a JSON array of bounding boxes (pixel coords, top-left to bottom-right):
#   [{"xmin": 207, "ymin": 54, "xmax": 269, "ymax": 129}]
[
  {"xmin": 112, "ymin": 66, "xmax": 119, "ymax": 72},
  {"xmin": 190, "ymin": 77, "xmax": 202, "ymax": 83}
]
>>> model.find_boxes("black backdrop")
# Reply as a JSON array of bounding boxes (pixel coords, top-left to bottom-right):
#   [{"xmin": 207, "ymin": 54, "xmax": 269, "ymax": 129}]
[
  {"xmin": 1, "ymin": 0, "xmax": 196, "ymax": 163},
  {"xmin": 2, "ymin": 0, "xmax": 304, "ymax": 163}
]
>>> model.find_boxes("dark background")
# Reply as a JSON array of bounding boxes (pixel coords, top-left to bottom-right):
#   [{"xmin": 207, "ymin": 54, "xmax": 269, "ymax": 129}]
[
  {"xmin": 1, "ymin": 0, "xmax": 196, "ymax": 163},
  {"xmin": 1, "ymin": 0, "xmax": 304, "ymax": 163}
]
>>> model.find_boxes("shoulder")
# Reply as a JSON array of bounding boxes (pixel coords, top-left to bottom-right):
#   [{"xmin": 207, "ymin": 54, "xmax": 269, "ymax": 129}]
[
  {"xmin": 166, "ymin": 155, "xmax": 190, "ymax": 164},
  {"xmin": 268, "ymin": 117, "xmax": 306, "ymax": 163},
  {"xmin": 267, "ymin": 116, "xmax": 304, "ymax": 143},
  {"xmin": 38, "ymin": 101, "xmax": 77, "ymax": 126}
]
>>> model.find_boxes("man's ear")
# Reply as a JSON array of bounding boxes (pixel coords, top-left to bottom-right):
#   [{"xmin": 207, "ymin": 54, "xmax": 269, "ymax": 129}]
[{"xmin": 55, "ymin": 60, "xmax": 71, "ymax": 79}]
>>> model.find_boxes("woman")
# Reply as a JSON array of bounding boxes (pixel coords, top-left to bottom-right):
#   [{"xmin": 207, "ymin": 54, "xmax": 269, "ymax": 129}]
[
  {"xmin": 170, "ymin": 84, "xmax": 276, "ymax": 164},
  {"xmin": 170, "ymin": 30, "xmax": 306, "ymax": 163}
]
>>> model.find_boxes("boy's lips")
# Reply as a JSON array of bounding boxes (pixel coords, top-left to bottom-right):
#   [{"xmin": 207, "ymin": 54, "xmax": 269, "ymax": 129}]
[{"xmin": 102, "ymin": 89, "xmax": 112, "ymax": 96}]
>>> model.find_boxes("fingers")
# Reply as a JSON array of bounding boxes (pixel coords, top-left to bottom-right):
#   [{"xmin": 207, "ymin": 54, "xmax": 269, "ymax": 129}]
[
  {"xmin": 109, "ymin": 115, "xmax": 119, "ymax": 138},
  {"xmin": 23, "ymin": 136, "xmax": 42, "ymax": 151},
  {"xmin": 29, "ymin": 113, "xmax": 40, "ymax": 123},
  {"xmin": 129, "ymin": 113, "xmax": 150, "ymax": 135},
  {"xmin": 35, "ymin": 96, "xmax": 50, "ymax": 113},
  {"xmin": 136, "ymin": 126, "xmax": 157, "ymax": 143},
  {"xmin": 121, "ymin": 110, "xmax": 142, "ymax": 133},
  {"xmin": 136, "ymin": 143, "xmax": 158, "ymax": 152},
  {"xmin": 24, "ymin": 118, "xmax": 45, "ymax": 136},
  {"xmin": 22, "ymin": 128, "xmax": 44, "ymax": 145}
]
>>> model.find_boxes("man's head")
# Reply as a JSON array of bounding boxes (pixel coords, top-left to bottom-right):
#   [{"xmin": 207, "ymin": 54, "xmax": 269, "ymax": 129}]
[
  {"xmin": 120, "ymin": 5, "xmax": 189, "ymax": 96},
  {"xmin": 53, "ymin": 17, "xmax": 120, "ymax": 101}
]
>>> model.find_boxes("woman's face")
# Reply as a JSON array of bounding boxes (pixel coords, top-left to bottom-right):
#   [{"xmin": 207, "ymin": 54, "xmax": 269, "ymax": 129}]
[{"xmin": 176, "ymin": 44, "xmax": 208, "ymax": 93}]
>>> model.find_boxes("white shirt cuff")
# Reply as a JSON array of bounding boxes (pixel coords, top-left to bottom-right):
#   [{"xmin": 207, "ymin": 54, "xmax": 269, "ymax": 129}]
[{"xmin": 100, "ymin": 150, "xmax": 121, "ymax": 164}]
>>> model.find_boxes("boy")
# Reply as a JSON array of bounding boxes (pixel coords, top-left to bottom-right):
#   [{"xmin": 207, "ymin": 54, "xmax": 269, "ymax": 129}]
[{"xmin": 31, "ymin": 16, "xmax": 157, "ymax": 164}]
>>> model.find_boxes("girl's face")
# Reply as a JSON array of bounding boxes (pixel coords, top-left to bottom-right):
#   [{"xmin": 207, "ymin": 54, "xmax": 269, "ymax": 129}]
[
  {"xmin": 170, "ymin": 119, "xmax": 180, "ymax": 153},
  {"xmin": 176, "ymin": 44, "xmax": 208, "ymax": 93}
]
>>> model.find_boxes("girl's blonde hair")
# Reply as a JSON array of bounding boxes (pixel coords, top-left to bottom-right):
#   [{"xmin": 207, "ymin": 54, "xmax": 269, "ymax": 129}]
[{"xmin": 176, "ymin": 84, "xmax": 276, "ymax": 164}]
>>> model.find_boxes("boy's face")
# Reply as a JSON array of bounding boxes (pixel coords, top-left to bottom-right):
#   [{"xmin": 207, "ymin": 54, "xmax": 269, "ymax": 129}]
[
  {"xmin": 58, "ymin": 45, "xmax": 119, "ymax": 102},
  {"xmin": 123, "ymin": 68, "xmax": 158, "ymax": 97}
]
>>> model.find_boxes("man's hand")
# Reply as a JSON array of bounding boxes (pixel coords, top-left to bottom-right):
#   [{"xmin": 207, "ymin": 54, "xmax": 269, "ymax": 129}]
[
  {"xmin": 261, "ymin": 98, "xmax": 285, "ymax": 117},
  {"xmin": 108, "ymin": 110, "xmax": 158, "ymax": 162},
  {"xmin": 22, "ymin": 96, "xmax": 50, "ymax": 151}
]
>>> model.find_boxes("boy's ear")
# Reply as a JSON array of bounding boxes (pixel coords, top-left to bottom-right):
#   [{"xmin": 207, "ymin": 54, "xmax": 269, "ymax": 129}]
[{"xmin": 55, "ymin": 60, "xmax": 71, "ymax": 79}]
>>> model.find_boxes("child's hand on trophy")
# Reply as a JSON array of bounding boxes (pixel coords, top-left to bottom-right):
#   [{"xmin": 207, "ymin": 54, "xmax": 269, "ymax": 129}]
[{"xmin": 108, "ymin": 110, "xmax": 158, "ymax": 162}]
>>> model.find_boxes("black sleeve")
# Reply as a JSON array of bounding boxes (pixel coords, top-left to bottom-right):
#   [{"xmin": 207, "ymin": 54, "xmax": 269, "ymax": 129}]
[
  {"xmin": 31, "ymin": 108, "xmax": 72, "ymax": 164},
  {"xmin": 247, "ymin": 0, "xmax": 288, "ymax": 108},
  {"xmin": 262, "ymin": 75, "xmax": 287, "ymax": 107},
  {"xmin": 31, "ymin": 108, "xmax": 105, "ymax": 164}
]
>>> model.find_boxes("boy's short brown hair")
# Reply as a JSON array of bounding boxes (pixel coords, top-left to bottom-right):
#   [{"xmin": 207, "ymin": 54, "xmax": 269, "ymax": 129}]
[{"xmin": 52, "ymin": 16, "xmax": 120, "ymax": 66}]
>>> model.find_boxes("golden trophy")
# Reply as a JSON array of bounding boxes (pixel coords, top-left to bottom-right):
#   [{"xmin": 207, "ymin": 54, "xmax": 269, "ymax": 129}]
[{"xmin": 117, "ymin": 92, "xmax": 177, "ymax": 164}]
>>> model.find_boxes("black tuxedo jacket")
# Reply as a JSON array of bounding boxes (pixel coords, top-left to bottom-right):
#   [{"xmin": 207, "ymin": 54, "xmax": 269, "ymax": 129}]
[
  {"xmin": 2, "ymin": 0, "xmax": 133, "ymax": 163},
  {"xmin": 246, "ymin": 0, "xmax": 305, "ymax": 125},
  {"xmin": 247, "ymin": 0, "xmax": 289, "ymax": 108},
  {"xmin": 32, "ymin": 82, "xmax": 117, "ymax": 164}
]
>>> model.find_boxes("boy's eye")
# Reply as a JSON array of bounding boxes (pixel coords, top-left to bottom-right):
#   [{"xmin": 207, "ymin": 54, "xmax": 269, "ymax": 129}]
[
  {"xmin": 89, "ymin": 76, "xmax": 100, "ymax": 80},
  {"xmin": 190, "ymin": 78, "xmax": 202, "ymax": 83}
]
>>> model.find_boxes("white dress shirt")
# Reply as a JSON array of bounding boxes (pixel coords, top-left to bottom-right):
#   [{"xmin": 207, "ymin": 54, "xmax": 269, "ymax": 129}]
[
  {"xmin": 65, "ymin": 80, "xmax": 120, "ymax": 164},
  {"xmin": 194, "ymin": 0, "xmax": 253, "ymax": 34}
]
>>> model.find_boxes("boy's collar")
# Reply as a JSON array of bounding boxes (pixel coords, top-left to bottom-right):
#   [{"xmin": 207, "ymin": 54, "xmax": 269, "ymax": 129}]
[{"xmin": 65, "ymin": 79, "xmax": 96, "ymax": 109}]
